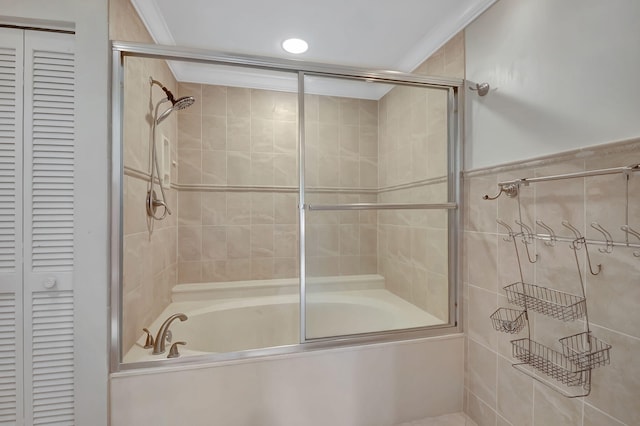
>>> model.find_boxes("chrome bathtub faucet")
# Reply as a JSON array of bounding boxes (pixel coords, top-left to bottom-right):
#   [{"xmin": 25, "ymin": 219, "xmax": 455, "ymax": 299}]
[{"xmin": 153, "ymin": 313, "xmax": 188, "ymax": 355}]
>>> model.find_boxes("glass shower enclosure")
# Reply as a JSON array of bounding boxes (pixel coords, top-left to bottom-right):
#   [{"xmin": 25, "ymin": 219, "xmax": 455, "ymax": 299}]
[
  {"xmin": 111, "ymin": 41, "xmax": 462, "ymax": 369},
  {"xmin": 302, "ymin": 75, "xmax": 456, "ymax": 340}
]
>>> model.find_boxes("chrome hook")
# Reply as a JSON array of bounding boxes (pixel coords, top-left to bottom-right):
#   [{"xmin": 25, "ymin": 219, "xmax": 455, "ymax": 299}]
[
  {"xmin": 497, "ymin": 219, "xmax": 527, "ymax": 283},
  {"xmin": 536, "ymin": 220, "xmax": 557, "ymax": 247},
  {"xmin": 621, "ymin": 224, "xmax": 640, "ymax": 240},
  {"xmin": 562, "ymin": 221, "xmax": 583, "ymax": 249},
  {"xmin": 515, "ymin": 220, "xmax": 534, "ymax": 241},
  {"xmin": 483, "ymin": 184, "xmax": 519, "ymax": 200},
  {"xmin": 621, "ymin": 225, "xmax": 640, "ymax": 258},
  {"xmin": 497, "ymin": 219, "xmax": 515, "ymax": 242},
  {"xmin": 515, "ymin": 220, "xmax": 538, "ymax": 263},
  {"xmin": 562, "ymin": 221, "xmax": 601, "ymax": 275},
  {"xmin": 562, "ymin": 220, "xmax": 582, "ymax": 239},
  {"xmin": 590, "ymin": 222, "xmax": 614, "ymax": 254},
  {"xmin": 585, "ymin": 243, "xmax": 603, "ymax": 275}
]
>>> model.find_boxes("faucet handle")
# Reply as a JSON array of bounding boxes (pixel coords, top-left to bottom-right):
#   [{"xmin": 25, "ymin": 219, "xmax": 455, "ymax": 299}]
[
  {"xmin": 152, "ymin": 313, "xmax": 188, "ymax": 355},
  {"xmin": 142, "ymin": 328, "xmax": 154, "ymax": 349},
  {"xmin": 167, "ymin": 341, "xmax": 186, "ymax": 359}
]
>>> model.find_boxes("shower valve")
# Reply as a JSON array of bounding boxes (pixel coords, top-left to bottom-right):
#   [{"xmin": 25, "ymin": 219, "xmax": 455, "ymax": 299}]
[{"xmin": 146, "ymin": 189, "xmax": 172, "ymax": 219}]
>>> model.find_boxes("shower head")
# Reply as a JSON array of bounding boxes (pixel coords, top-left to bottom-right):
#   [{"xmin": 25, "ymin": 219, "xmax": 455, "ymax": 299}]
[
  {"xmin": 150, "ymin": 77, "xmax": 196, "ymax": 124},
  {"xmin": 155, "ymin": 96, "xmax": 196, "ymax": 124},
  {"xmin": 173, "ymin": 96, "xmax": 195, "ymax": 110}
]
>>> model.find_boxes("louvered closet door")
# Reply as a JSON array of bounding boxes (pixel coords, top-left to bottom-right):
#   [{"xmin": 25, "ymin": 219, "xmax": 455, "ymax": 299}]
[
  {"xmin": 0, "ymin": 27, "xmax": 25, "ymax": 425},
  {"xmin": 23, "ymin": 31, "xmax": 75, "ymax": 426}
]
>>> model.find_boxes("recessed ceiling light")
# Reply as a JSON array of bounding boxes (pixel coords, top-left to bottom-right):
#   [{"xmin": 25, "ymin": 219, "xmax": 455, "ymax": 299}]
[{"xmin": 282, "ymin": 38, "xmax": 308, "ymax": 54}]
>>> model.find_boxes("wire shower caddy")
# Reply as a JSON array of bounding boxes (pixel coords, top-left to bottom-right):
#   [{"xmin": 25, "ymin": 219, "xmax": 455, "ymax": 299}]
[
  {"xmin": 489, "ymin": 222, "xmax": 612, "ymax": 397},
  {"xmin": 481, "ymin": 164, "xmax": 636, "ymax": 398}
]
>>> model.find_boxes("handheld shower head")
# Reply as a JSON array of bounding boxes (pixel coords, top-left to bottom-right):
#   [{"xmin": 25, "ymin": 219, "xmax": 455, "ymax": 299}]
[
  {"xmin": 155, "ymin": 96, "xmax": 195, "ymax": 124},
  {"xmin": 173, "ymin": 95, "xmax": 196, "ymax": 110},
  {"xmin": 150, "ymin": 78, "xmax": 196, "ymax": 124}
]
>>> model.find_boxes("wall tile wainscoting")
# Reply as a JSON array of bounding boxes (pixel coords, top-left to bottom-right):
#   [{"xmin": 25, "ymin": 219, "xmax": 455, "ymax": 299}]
[{"xmin": 463, "ymin": 139, "xmax": 640, "ymax": 425}]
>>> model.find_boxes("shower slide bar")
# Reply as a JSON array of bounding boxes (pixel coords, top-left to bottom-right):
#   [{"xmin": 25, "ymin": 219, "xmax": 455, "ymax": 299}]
[{"xmin": 306, "ymin": 202, "xmax": 457, "ymax": 211}]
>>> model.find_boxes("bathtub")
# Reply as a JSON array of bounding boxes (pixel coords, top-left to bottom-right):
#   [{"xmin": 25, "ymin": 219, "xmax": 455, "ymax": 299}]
[{"xmin": 124, "ymin": 274, "xmax": 445, "ymax": 363}]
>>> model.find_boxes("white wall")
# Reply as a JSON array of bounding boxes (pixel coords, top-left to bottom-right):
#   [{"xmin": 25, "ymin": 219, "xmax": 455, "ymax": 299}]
[
  {"xmin": 1, "ymin": 1, "xmax": 110, "ymax": 425},
  {"xmin": 465, "ymin": 0, "xmax": 640, "ymax": 170},
  {"xmin": 111, "ymin": 335, "xmax": 464, "ymax": 426}
]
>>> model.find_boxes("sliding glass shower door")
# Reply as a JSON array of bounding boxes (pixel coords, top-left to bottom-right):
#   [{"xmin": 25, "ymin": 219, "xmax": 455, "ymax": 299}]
[{"xmin": 300, "ymin": 74, "xmax": 457, "ymax": 340}]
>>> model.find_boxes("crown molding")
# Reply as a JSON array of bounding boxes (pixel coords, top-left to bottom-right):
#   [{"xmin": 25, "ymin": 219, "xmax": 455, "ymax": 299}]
[{"xmin": 399, "ymin": 0, "xmax": 497, "ymax": 72}]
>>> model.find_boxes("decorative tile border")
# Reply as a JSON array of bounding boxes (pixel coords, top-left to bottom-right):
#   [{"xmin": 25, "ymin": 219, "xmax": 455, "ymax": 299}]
[
  {"xmin": 377, "ymin": 176, "xmax": 448, "ymax": 193},
  {"xmin": 123, "ymin": 165, "xmax": 153, "ymax": 182},
  {"xmin": 124, "ymin": 164, "xmax": 448, "ymax": 195}
]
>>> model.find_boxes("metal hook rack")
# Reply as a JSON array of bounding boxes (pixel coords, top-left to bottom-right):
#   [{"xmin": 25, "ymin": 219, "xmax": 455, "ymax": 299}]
[
  {"xmin": 482, "ymin": 163, "xmax": 640, "ymax": 258},
  {"xmin": 495, "ymin": 219, "xmax": 640, "ymax": 253}
]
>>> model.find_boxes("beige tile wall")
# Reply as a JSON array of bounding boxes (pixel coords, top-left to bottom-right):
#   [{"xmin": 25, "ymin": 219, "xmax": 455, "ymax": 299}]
[
  {"xmin": 413, "ymin": 31, "xmax": 465, "ymax": 79},
  {"xmin": 173, "ymin": 75, "xmax": 459, "ymax": 324},
  {"xmin": 378, "ymin": 87, "xmax": 448, "ymax": 188},
  {"xmin": 112, "ymin": 0, "xmax": 179, "ymax": 353},
  {"xmin": 174, "ymin": 84, "xmax": 385, "ymax": 282},
  {"xmin": 305, "ymin": 93, "xmax": 380, "ymax": 277},
  {"xmin": 463, "ymin": 139, "xmax": 640, "ymax": 426},
  {"xmin": 175, "ymin": 84, "xmax": 301, "ymax": 282},
  {"xmin": 375, "ymin": 33, "xmax": 464, "ymax": 319},
  {"xmin": 304, "ymin": 94, "xmax": 379, "ymax": 190}
]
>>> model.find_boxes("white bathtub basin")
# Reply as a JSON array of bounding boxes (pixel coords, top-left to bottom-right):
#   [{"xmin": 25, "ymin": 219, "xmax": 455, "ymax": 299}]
[{"xmin": 124, "ymin": 275, "xmax": 445, "ymax": 363}]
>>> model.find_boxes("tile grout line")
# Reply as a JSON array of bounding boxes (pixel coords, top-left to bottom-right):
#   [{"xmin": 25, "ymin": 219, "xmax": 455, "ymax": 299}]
[{"xmin": 583, "ymin": 401, "xmax": 628, "ymax": 426}]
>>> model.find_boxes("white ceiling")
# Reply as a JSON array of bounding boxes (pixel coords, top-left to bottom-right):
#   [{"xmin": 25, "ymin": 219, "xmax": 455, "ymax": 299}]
[{"xmin": 131, "ymin": 0, "xmax": 496, "ymax": 98}]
